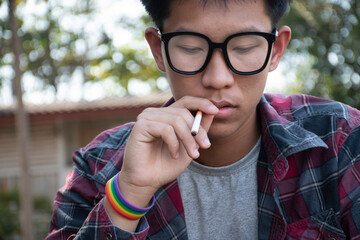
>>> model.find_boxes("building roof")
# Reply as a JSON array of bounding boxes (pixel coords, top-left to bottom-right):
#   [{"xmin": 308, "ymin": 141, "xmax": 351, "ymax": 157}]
[{"xmin": 0, "ymin": 92, "xmax": 172, "ymax": 124}]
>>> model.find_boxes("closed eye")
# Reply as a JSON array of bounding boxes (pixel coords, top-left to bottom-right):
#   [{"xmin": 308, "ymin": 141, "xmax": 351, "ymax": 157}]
[
  {"xmin": 176, "ymin": 45, "xmax": 205, "ymax": 54},
  {"xmin": 232, "ymin": 45, "xmax": 258, "ymax": 54}
]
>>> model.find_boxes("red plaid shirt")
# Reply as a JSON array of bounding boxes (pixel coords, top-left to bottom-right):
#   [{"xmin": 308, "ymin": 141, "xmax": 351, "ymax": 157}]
[{"xmin": 46, "ymin": 94, "xmax": 360, "ymax": 240}]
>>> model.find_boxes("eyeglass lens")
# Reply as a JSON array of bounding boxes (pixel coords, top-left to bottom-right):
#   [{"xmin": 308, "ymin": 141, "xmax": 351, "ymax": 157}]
[{"xmin": 167, "ymin": 34, "xmax": 269, "ymax": 73}]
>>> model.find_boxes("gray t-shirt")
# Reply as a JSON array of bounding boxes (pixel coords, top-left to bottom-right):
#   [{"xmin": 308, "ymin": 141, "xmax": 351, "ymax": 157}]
[{"xmin": 178, "ymin": 138, "xmax": 261, "ymax": 239}]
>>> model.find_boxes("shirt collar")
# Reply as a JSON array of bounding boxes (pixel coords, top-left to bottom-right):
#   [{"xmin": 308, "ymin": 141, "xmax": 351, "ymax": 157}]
[{"xmin": 258, "ymin": 94, "xmax": 328, "ymax": 181}]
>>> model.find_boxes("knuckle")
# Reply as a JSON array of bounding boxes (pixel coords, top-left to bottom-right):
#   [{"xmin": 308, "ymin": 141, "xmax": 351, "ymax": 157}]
[
  {"xmin": 172, "ymin": 108, "xmax": 191, "ymax": 120},
  {"xmin": 178, "ymin": 130, "xmax": 193, "ymax": 143},
  {"xmin": 163, "ymin": 124, "xmax": 174, "ymax": 135},
  {"xmin": 173, "ymin": 114, "xmax": 184, "ymax": 125},
  {"xmin": 136, "ymin": 117, "xmax": 146, "ymax": 124},
  {"xmin": 136, "ymin": 114, "xmax": 144, "ymax": 121},
  {"xmin": 169, "ymin": 140, "xmax": 179, "ymax": 149},
  {"xmin": 180, "ymin": 95, "xmax": 192, "ymax": 102},
  {"xmin": 137, "ymin": 107, "xmax": 157, "ymax": 120},
  {"xmin": 136, "ymin": 111, "xmax": 146, "ymax": 121},
  {"xmin": 133, "ymin": 118, "xmax": 147, "ymax": 131}
]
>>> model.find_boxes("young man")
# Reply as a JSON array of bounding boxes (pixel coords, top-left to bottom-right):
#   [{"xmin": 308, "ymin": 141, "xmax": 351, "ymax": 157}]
[{"xmin": 47, "ymin": 0, "xmax": 360, "ymax": 239}]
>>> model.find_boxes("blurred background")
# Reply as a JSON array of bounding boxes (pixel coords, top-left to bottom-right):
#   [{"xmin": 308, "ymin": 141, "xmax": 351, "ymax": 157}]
[{"xmin": 0, "ymin": 0, "xmax": 359, "ymax": 239}]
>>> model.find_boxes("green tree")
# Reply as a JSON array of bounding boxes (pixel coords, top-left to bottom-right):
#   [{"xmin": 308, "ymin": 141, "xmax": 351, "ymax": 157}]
[
  {"xmin": 86, "ymin": 15, "xmax": 162, "ymax": 94},
  {"xmin": 282, "ymin": 0, "xmax": 360, "ymax": 109},
  {"xmin": 0, "ymin": 0, "xmax": 162, "ymax": 104}
]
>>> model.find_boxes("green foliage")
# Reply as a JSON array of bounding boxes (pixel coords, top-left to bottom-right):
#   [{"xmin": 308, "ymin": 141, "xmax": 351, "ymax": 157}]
[
  {"xmin": 0, "ymin": 0, "xmax": 162, "ymax": 101},
  {"xmin": 33, "ymin": 194, "xmax": 52, "ymax": 212},
  {"xmin": 282, "ymin": 0, "xmax": 360, "ymax": 109},
  {"xmin": 0, "ymin": 190, "xmax": 20, "ymax": 240},
  {"xmin": 33, "ymin": 195, "xmax": 53, "ymax": 240},
  {"xmin": 0, "ymin": 189, "xmax": 52, "ymax": 240}
]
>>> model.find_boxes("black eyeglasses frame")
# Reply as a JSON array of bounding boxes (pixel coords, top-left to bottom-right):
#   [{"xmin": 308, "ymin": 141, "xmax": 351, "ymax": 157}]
[{"xmin": 159, "ymin": 29, "xmax": 278, "ymax": 75}]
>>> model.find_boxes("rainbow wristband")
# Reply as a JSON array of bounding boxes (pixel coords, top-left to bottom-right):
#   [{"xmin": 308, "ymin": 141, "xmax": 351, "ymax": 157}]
[{"xmin": 105, "ymin": 173, "xmax": 155, "ymax": 220}]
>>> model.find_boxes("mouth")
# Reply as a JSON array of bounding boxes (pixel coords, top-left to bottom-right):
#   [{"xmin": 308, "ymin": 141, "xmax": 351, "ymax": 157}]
[
  {"xmin": 211, "ymin": 100, "xmax": 235, "ymax": 108},
  {"xmin": 210, "ymin": 100, "xmax": 236, "ymax": 119}
]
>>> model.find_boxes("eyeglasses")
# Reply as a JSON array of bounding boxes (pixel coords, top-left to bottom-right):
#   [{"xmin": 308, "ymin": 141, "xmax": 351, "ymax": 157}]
[{"xmin": 159, "ymin": 29, "xmax": 278, "ymax": 75}]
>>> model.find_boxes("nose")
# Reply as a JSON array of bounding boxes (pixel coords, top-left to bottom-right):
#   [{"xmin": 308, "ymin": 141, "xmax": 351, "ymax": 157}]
[{"xmin": 201, "ymin": 49, "xmax": 234, "ymax": 89}]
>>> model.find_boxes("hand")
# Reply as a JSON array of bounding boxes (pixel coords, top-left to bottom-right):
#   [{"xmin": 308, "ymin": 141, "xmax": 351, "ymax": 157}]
[{"xmin": 118, "ymin": 96, "xmax": 219, "ymax": 205}]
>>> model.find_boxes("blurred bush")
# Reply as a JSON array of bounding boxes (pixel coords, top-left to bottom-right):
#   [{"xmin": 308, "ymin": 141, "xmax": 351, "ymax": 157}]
[{"xmin": 0, "ymin": 189, "xmax": 52, "ymax": 240}]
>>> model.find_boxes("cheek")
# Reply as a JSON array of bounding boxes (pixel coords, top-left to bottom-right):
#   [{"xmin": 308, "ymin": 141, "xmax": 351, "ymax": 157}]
[
  {"xmin": 167, "ymin": 72, "xmax": 201, "ymax": 100},
  {"xmin": 254, "ymin": 73, "xmax": 267, "ymax": 92},
  {"xmin": 237, "ymin": 72, "xmax": 267, "ymax": 97},
  {"xmin": 162, "ymin": 47, "xmax": 205, "ymax": 100},
  {"xmin": 168, "ymin": 79, "xmax": 183, "ymax": 100},
  {"xmin": 162, "ymin": 50, "xmax": 185, "ymax": 100}
]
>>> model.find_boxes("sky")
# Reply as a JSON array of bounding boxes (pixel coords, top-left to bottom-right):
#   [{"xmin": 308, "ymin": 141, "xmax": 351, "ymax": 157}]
[{"xmin": 0, "ymin": 0, "xmax": 292, "ymax": 106}]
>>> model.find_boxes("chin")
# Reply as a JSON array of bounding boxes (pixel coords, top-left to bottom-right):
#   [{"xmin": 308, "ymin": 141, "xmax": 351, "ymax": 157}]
[{"xmin": 207, "ymin": 123, "xmax": 236, "ymax": 141}]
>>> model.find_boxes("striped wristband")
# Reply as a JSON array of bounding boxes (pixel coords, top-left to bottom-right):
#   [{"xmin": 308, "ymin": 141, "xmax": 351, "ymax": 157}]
[{"xmin": 105, "ymin": 173, "xmax": 155, "ymax": 220}]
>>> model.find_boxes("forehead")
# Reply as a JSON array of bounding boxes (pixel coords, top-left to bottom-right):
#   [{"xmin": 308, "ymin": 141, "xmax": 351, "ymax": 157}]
[
  {"xmin": 171, "ymin": 0, "xmax": 261, "ymax": 11},
  {"xmin": 175, "ymin": 0, "xmax": 258, "ymax": 6},
  {"xmin": 164, "ymin": 0, "xmax": 271, "ymax": 38}
]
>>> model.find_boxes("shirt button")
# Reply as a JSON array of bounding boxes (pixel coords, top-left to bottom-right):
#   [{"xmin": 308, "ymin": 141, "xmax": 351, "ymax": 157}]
[{"xmin": 105, "ymin": 231, "xmax": 113, "ymax": 240}]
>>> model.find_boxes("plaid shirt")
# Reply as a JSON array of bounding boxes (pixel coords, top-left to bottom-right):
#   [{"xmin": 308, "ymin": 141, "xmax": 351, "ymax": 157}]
[{"xmin": 47, "ymin": 94, "xmax": 360, "ymax": 240}]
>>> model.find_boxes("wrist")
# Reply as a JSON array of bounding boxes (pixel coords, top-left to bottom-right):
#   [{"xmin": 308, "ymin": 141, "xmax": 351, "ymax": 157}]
[
  {"xmin": 117, "ymin": 172, "xmax": 157, "ymax": 209},
  {"xmin": 105, "ymin": 173, "xmax": 156, "ymax": 221}
]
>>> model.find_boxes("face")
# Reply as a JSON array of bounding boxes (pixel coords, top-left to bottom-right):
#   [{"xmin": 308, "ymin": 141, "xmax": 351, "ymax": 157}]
[{"xmin": 147, "ymin": 0, "xmax": 290, "ymax": 141}]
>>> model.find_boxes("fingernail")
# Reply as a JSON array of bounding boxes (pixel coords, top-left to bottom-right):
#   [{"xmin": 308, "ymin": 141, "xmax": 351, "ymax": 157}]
[
  {"xmin": 203, "ymin": 138, "xmax": 211, "ymax": 147},
  {"xmin": 193, "ymin": 149, "xmax": 200, "ymax": 159},
  {"xmin": 175, "ymin": 152, "xmax": 180, "ymax": 159}
]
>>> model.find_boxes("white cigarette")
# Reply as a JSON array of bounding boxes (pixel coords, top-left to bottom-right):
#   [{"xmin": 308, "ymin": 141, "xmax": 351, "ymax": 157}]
[{"xmin": 191, "ymin": 111, "xmax": 202, "ymax": 136}]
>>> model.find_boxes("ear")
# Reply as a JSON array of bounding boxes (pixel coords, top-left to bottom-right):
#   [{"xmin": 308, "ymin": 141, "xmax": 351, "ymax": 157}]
[
  {"xmin": 145, "ymin": 27, "xmax": 166, "ymax": 72},
  {"xmin": 269, "ymin": 26, "xmax": 291, "ymax": 72}
]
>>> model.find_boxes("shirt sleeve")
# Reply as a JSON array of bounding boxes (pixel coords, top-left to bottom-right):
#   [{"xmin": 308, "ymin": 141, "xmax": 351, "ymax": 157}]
[
  {"xmin": 46, "ymin": 164, "xmax": 150, "ymax": 239},
  {"xmin": 338, "ymin": 124, "xmax": 360, "ymax": 238},
  {"xmin": 46, "ymin": 125, "xmax": 151, "ymax": 240},
  {"xmin": 72, "ymin": 198, "xmax": 151, "ymax": 240}
]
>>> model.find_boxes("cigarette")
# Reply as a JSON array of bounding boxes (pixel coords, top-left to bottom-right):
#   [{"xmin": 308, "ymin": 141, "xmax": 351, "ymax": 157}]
[{"xmin": 191, "ymin": 111, "xmax": 202, "ymax": 136}]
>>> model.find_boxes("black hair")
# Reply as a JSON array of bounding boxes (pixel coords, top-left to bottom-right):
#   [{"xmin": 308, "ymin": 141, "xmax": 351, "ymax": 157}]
[{"xmin": 140, "ymin": 0, "xmax": 290, "ymax": 30}]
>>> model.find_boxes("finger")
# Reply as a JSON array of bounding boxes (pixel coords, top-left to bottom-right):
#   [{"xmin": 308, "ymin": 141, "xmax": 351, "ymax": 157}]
[
  {"xmin": 170, "ymin": 96, "xmax": 219, "ymax": 115},
  {"xmin": 139, "ymin": 98, "xmax": 218, "ymax": 136},
  {"xmin": 194, "ymin": 113, "xmax": 215, "ymax": 149},
  {"xmin": 200, "ymin": 112, "xmax": 215, "ymax": 132},
  {"xmin": 136, "ymin": 118, "xmax": 199, "ymax": 160},
  {"xmin": 134, "ymin": 119, "xmax": 180, "ymax": 159},
  {"xmin": 138, "ymin": 108, "xmax": 199, "ymax": 156},
  {"xmin": 159, "ymin": 111, "xmax": 200, "ymax": 159},
  {"xmin": 137, "ymin": 104, "xmax": 211, "ymax": 159},
  {"xmin": 138, "ymin": 107, "xmax": 193, "ymax": 123},
  {"xmin": 159, "ymin": 104, "xmax": 214, "ymax": 153}
]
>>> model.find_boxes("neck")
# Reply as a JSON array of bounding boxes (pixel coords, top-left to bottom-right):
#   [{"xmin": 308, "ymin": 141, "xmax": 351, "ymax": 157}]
[{"xmin": 197, "ymin": 113, "xmax": 261, "ymax": 167}]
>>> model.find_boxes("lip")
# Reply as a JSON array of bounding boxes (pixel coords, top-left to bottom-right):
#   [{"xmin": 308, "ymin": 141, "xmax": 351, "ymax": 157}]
[{"xmin": 210, "ymin": 100, "xmax": 236, "ymax": 119}]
